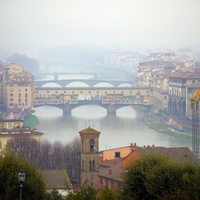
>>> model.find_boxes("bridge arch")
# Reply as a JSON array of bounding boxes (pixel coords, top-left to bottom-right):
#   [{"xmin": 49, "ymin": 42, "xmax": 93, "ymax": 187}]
[
  {"xmin": 41, "ymin": 82, "xmax": 62, "ymax": 88},
  {"xmin": 93, "ymin": 82, "xmax": 114, "ymax": 87},
  {"xmin": 65, "ymin": 81, "xmax": 90, "ymax": 87},
  {"xmin": 118, "ymin": 83, "xmax": 133, "ymax": 87}
]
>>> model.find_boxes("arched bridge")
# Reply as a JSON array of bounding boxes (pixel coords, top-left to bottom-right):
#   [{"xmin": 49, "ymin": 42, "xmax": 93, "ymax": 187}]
[
  {"xmin": 34, "ymin": 79, "xmax": 136, "ymax": 88},
  {"xmin": 34, "ymin": 86, "xmax": 152, "ymax": 114}
]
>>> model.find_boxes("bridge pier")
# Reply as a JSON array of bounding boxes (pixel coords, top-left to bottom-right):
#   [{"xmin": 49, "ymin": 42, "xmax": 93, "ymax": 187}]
[
  {"xmin": 63, "ymin": 104, "xmax": 72, "ymax": 115},
  {"xmin": 107, "ymin": 104, "xmax": 116, "ymax": 114}
]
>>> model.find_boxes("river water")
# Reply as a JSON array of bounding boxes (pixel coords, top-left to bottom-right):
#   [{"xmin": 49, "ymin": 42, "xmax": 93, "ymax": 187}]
[{"xmin": 33, "ymin": 105, "xmax": 192, "ymax": 151}]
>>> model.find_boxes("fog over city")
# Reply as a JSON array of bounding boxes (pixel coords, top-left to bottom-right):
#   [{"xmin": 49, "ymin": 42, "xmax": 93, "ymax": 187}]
[{"xmin": 0, "ymin": 0, "xmax": 200, "ymax": 56}]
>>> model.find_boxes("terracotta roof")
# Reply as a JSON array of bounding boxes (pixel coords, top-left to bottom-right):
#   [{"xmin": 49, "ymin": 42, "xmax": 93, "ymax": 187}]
[
  {"xmin": 99, "ymin": 146, "xmax": 193, "ymax": 181},
  {"xmin": 0, "ymin": 119, "xmax": 23, "ymax": 122},
  {"xmin": 99, "ymin": 159, "xmax": 123, "ymax": 181},
  {"xmin": 186, "ymin": 82, "xmax": 200, "ymax": 88},
  {"xmin": 169, "ymin": 72, "xmax": 200, "ymax": 79},
  {"xmin": 79, "ymin": 126, "xmax": 100, "ymax": 135},
  {"xmin": 135, "ymin": 147, "xmax": 193, "ymax": 162},
  {"xmin": 41, "ymin": 169, "xmax": 73, "ymax": 189}
]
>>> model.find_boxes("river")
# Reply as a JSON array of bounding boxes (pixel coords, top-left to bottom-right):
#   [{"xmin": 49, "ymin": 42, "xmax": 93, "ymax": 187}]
[{"xmin": 33, "ymin": 105, "xmax": 192, "ymax": 151}]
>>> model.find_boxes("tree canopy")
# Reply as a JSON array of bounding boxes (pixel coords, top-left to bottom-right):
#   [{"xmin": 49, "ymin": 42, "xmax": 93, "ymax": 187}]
[
  {"xmin": 0, "ymin": 151, "xmax": 48, "ymax": 200},
  {"xmin": 122, "ymin": 153, "xmax": 200, "ymax": 200}
]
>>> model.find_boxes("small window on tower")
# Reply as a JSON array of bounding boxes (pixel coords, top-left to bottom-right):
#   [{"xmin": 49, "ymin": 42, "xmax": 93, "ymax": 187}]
[{"xmin": 90, "ymin": 140, "xmax": 94, "ymax": 152}]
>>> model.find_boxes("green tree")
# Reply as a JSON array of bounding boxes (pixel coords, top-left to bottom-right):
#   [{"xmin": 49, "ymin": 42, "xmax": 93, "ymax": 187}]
[
  {"xmin": 97, "ymin": 186, "xmax": 121, "ymax": 200},
  {"xmin": 122, "ymin": 154, "xmax": 200, "ymax": 200},
  {"xmin": 65, "ymin": 186, "xmax": 97, "ymax": 200},
  {"xmin": 0, "ymin": 151, "xmax": 48, "ymax": 200}
]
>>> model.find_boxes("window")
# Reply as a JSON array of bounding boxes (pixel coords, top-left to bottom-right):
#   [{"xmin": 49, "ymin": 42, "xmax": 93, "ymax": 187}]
[
  {"xmin": 90, "ymin": 159, "xmax": 95, "ymax": 171},
  {"xmin": 10, "ymin": 93, "xmax": 13, "ymax": 96},
  {"xmin": 10, "ymin": 103, "xmax": 14, "ymax": 107},
  {"xmin": 10, "ymin": 98, "xmax": 13, "ymax": 102},
  {"xmin": 130, "ymin": 91, "xmax": 132, "ymax": 94},
  {"xmin": 113, "ymin": 91, "xmax": 115, "ymax": 94},
  {"xmin": 0, "ymin": 140, "xmax": 2, "ymax": 149},
  {"xmin": 97, "ymin": 91, "xmax": 99, "ymax": 94},
  {"xmin": 121, "ymin": 91, "xmax": 124, "ymax": 94},
  {"xmin": 19, "ymin": 94, "xmax": 21, "ymax": 97},
  {"xmin": 10, "ymin": 84, "xmax": 13, "ymax": 87},
  {"xmin": 90, "ymin": 140, "xmax": 94, "ymax": 152},
  {"xmin": 25, "ymin": 88, "xmax": 28, "ymax": 92},
  {"xmin": 47, "ymin": 91, "xmax": 49, "ymax": 93},
  {"xmin": 115, "ymin": 152, "xmax": 120, "ymax": 158},
  {"xmin": 25, "ymin": 93, "xmax": 28, "ymax": 97}
]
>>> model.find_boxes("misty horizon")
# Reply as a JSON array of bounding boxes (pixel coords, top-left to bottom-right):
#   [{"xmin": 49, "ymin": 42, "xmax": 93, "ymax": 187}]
[{"xmin": 0, "ymin": 0, "xmax": 200, "ymax": 57}]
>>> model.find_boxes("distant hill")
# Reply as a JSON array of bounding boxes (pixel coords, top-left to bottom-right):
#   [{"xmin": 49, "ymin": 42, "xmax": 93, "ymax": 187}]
[{"xmin": 6, "ymin": 53, "xmax": 39, "ymax": 73}]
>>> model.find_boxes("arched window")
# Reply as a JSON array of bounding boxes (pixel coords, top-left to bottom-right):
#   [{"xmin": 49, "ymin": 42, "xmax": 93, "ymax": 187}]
[
  {"xmin": 90, "ymin": 159, "xmax": 95, "ymax": 171},
  {"xmin": 90, "ymin": 139, "xmax": 94, "ymax": 152}
]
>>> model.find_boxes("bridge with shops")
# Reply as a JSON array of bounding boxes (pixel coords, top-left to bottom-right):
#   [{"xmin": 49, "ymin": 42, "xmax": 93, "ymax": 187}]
[{"xmin": 34, "ymin": 86, "xmax": 152, "ymax": 114}]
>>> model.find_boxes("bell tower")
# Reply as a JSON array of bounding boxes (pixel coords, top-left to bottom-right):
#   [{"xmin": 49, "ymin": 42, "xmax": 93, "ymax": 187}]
[{"xmin": 79, "ymin": 126, "xmax": 100, "ymax": 189}]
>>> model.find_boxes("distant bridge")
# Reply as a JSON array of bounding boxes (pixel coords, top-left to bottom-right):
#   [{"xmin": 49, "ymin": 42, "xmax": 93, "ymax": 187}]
[
  {"xmin": 34, "ymin": 79, "xmax": 136, "ymax": 88},
  {"xmin": 34, "ymin": 86, "xmax": 152, "ymax": 114}
]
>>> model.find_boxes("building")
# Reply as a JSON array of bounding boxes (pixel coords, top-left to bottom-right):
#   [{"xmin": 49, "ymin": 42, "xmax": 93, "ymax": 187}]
[
  {"xmin": 186, "ymin": 82, "xmax": 200, "ymax": 119},
  {"xmin": 146, "ymin": 49, "xmax": 176, "ymax": 62},
  {"xmin": 152, "ymin": 87, "xmax": 168, "ymax": 114},
  {"xmin": 79, "ymin": 126, "xmax": 100, "ymax": 189},
  {"xmin": 0, "ymin": 118, "xmax": 43, "ymax": 151},
  {"xmin": 99, "ymin": 143, "xmax": 193, "ymax": 191},
  {"xmin": 2, "ymin": 63, "xmax": 35, "ymax": 111},
  {"xmin": 105, "ymin": 49, "xmax": 139, "ymax": 71},
  {"xmin": 168, "ymin": 71, "xmax": 200, "ymax": 118},
  {"xmin": 41, "ymin": 169, "xmax": 73, "ymax": 197},
  {"xmin": 177, "ymin": 48, "xmax": 197, "ymax": 61}
]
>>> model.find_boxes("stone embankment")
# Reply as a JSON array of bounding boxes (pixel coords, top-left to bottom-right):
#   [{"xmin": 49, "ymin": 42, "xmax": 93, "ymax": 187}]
[{"xmin": 144, "ymin": 112, "xmax": 192, "ymax": 140}]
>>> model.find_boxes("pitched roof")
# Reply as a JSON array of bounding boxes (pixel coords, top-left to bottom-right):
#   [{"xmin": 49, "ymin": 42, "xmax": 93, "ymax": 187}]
[
  {"xmin": 41, "ymin": 169, "xmax": 73, "ymax": 190},
  {"xmin": 79, "ymin": 126, "xmax": 100, "ymax": 135},
  {"xmin": 99, "ymin": 146, "xmax": 193, "ymax": 181},
  {"xmin": 135, "ymin": 147, "xmax": 193, "ymax": 162},
  {"xmin": 186, "ymin": 82, "xmax": 200, "ymax": 88}
]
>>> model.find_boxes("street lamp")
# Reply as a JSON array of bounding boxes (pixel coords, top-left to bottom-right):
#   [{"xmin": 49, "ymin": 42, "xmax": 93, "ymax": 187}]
[{"xmin": 18, "ymin": 170, "xmax": 26, "ymax": 200}]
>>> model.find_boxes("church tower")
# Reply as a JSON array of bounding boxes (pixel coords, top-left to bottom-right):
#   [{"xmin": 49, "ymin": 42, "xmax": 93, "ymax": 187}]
[{"xmin": 79, "ymin": 126, "xmax": 100, "ymax": 189}]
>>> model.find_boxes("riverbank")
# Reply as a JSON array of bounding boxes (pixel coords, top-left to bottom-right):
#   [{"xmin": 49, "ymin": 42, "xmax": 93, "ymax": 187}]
[{"xmin": 144, "ymin": 112, "xmax": 192, "ymax": 141}]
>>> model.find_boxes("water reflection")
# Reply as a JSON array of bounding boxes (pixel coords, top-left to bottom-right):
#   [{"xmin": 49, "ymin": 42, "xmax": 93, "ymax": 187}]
[{"xmin": 34, "ymin": 106, "xmax": 192, "ymax": 150}]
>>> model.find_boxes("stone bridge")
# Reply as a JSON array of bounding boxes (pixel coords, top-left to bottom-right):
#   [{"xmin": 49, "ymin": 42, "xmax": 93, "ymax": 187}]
[
  {"xmin": 34, "ymin": 79, "xmax": 136, "ymax": 88},
  {"xmin": 34, "ymin": 86, "xmax": 152, "ymax": 114}
]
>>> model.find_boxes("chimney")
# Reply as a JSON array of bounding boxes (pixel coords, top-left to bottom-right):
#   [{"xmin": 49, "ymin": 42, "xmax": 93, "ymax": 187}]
[
  {"xmin": 152, "ymin": 144, "xmax": 155, "ymax": 147},
  {"xmin": 130, "ymin": 143, "xmax": 133, "ymax": 146},
  {"xmin": 147, "ymin": 145, "xmax": 150, "ymax": 148},
  {"xmin": 134, "ymin": 143, "xmax": 136, "ymax": 147},
  {"xmin": 144, "ymin": 145, "xmax": 146, "ymax": 148}
]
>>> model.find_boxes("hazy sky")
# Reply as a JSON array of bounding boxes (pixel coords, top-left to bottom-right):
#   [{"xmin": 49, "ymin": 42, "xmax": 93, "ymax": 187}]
[{"xmin": 0, "ymin": 0, "xmax": 200, "ymax": 55}]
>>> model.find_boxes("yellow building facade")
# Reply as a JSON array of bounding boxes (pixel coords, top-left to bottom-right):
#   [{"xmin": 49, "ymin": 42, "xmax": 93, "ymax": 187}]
[
  {"xmin": 2, "ymin": 64, "xmax": 35, "ymax": 110},
  {"xmin": 0, "ymin": 119, "xmax": 44, "ymax": 151}
]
